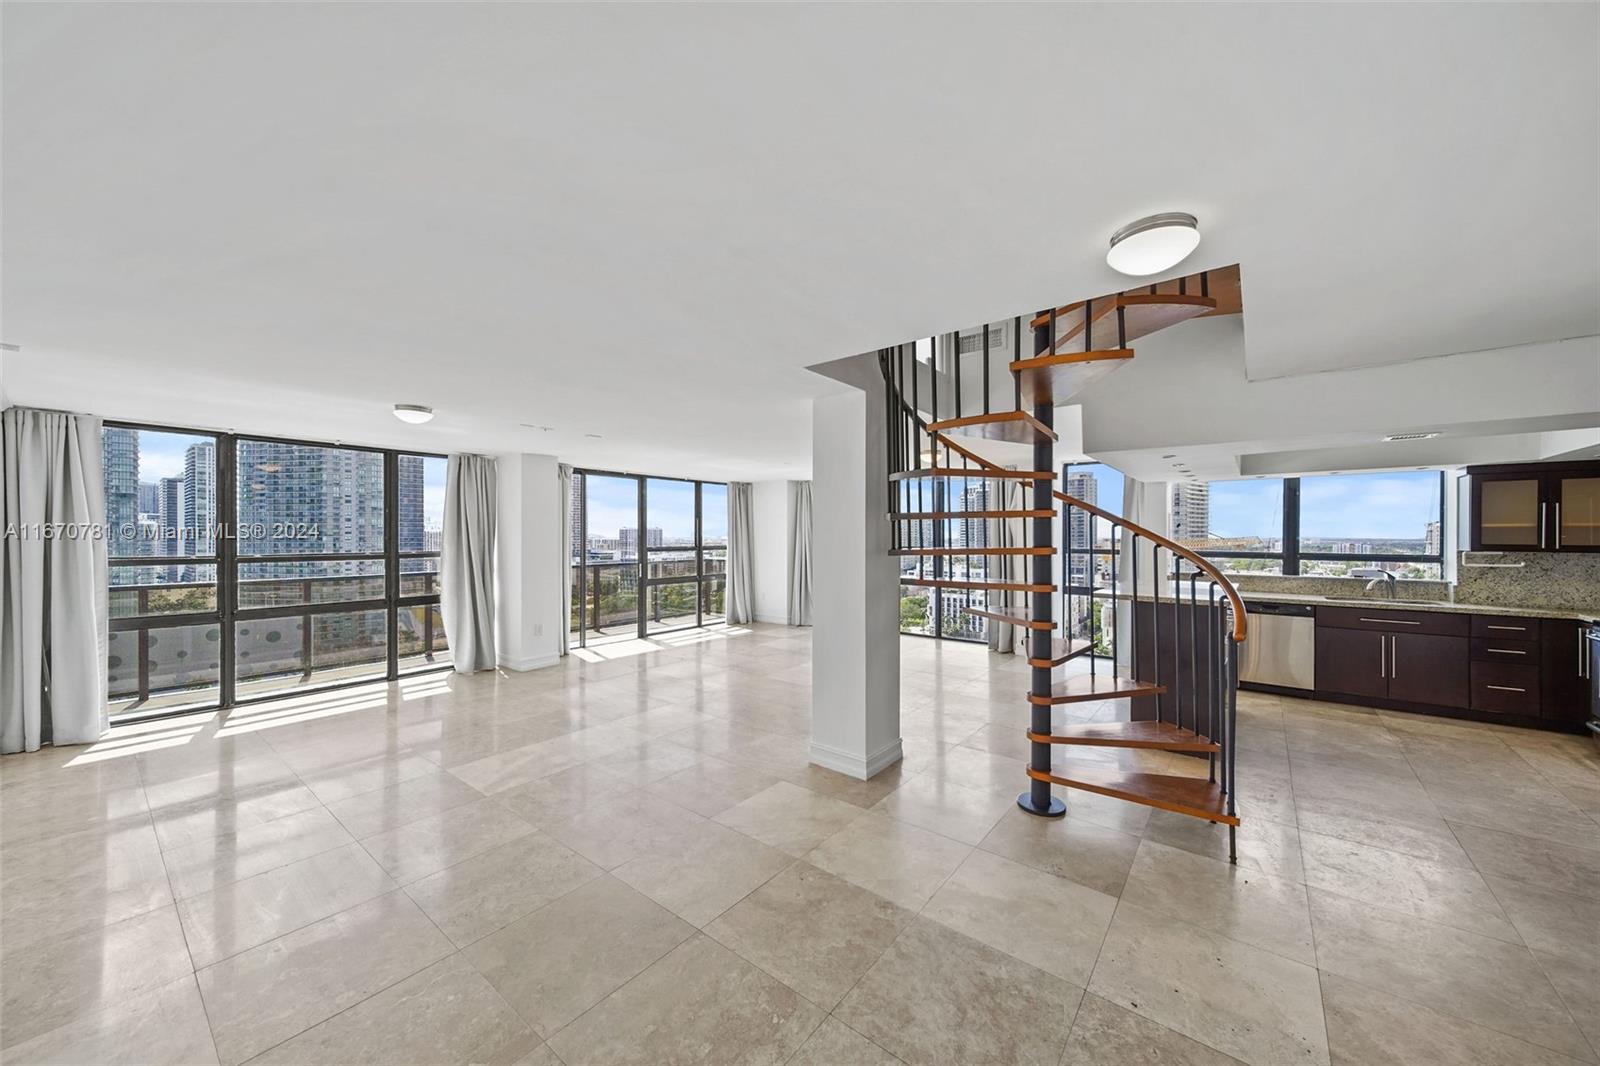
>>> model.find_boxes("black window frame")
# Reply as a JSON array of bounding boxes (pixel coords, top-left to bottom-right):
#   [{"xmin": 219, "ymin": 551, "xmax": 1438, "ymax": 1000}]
[
  {"xmin": 569, "ymin": 467, "xmax": 728, "ymax": 647},
  {"xmin": 104, "ymin": 420, "xmax": 449, "ymax": 724},
  {"xmin": 1193, "ymin": 472, "xmax": 1447, "ymax": 577}
]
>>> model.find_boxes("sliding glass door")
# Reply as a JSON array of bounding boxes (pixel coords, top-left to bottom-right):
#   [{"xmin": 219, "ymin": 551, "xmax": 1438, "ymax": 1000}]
[{"xmin": 569, "ymin": 469, "xmax": 727, "ymax": 647}]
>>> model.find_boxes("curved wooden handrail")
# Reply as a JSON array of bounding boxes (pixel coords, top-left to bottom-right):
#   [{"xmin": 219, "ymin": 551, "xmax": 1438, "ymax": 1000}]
[{"xmin": 1053, "ymin": 489, "xmax": 1247, "ymax": 642}]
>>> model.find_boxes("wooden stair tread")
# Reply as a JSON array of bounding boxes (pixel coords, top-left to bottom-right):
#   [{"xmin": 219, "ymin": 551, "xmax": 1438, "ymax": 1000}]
[
  {"xmin": 1027, "ymin": 762, "xmax": 1238, "ymax": 825},
  {"xmin": 895, "ymin": 510, "xmax": 1054, "ymax": 520},
  {"xmin": 1010, "ymin": 349, "xmax": 1134, "ymax": 405},
  {"xmin": 890, "ymin": 468, "xmax": 1054, "ymax": 482},
  {"xmin": 902, "ymin": 577, "xmax": 1054, "ymax": 593},
  {"xmin": 892, "ymin": 546, "xmax": 1052, "ymax": 557},
  {"xmin": 1026, "ymin": 720, "xmax": 1219, "ymax": 752},
  {"xmin": 927, "ymin": 410, "xmax": 1058, "ymax": 445},
  {"xmin": 963, "ymin": 607, "xmax": 1053, "ymax": 632},
  {"xmin": 1029, "ymin": 673, "xmax": 1165, "ymax": 705},
  {"xmin": 1028, "ymin": 637, "xmax": 1093, "ymax": 668}
]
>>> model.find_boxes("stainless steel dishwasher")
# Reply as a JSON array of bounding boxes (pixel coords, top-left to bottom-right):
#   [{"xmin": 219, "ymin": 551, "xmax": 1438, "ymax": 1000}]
[{"xmin": 1240, "ymin": 601, "xmax": 1316, "ymax": 692}]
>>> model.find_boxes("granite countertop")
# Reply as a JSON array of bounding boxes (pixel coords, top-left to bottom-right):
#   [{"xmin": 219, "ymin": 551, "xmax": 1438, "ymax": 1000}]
[{"xmin": 1236, "ymin": 589, "xmax": 1598, "ymax": 623}]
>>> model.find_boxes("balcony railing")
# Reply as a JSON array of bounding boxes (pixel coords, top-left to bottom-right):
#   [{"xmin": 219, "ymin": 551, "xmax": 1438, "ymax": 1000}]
[{"xmin": 107, "ymin": 571, "xmax": 447, "ymax": 711}]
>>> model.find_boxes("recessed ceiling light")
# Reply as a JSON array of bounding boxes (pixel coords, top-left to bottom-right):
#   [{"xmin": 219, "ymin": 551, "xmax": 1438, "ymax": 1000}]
[
  {"xmin": 1383, "ymin": 431, "xmax": 1441, "ymax": 442},
  {"xmin": 1107, "ymin": 213, "xmax": 1200, "ymax": 276},
  {"xmin": 393, "ymin": 404, "xmax": 433, "ymax": 424}
]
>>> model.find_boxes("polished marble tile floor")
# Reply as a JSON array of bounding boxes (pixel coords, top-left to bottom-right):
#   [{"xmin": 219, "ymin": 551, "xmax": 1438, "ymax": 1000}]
[{"xmin": 2, "ymin": 625, "xmax": 1598, "ymax": 1065}]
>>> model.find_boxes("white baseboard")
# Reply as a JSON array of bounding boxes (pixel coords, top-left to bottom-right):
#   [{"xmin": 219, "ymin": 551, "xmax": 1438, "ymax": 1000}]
[
  {"xmin": 808, "ymin": 737, "xmax": 904, "ymax": 781},
  {"xmin": 497, "ymin": 652, "xmax": 561, "ymax": 672},
  {"xmin": 753, "ymin": 612, "xmax": 790, "ymax": 626}
]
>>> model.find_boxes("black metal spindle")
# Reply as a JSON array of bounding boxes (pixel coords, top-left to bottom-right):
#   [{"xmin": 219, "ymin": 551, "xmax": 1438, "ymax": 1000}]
[
  {"xmin": 1109, "ymin": 521, "xmax": 1118, "ymax": 676},
  {"xmin": 1152, "ymin": 543, "xmax": 1161, "ymax": 724},
  {"xmin": 911, "ymin": 343, "xmax": 921, "ymax": 470},
  {"xmin": 1208, "ymin": 584, "xmax": 1219, "ymax": 781},
  {"xmin": 1012, "ymin": 316, "xmax": 1022, "ymax": 409},
  {"xmin": 953, "ymin": 332, "xmax": 962, "ymax": 418},
  {"xmin": 1189, "ymin": 573, "xmax": 1199, "ymax": 733},
  {"xmin": 1227, "ymin": 640, "xmax": 1239, "ymax": 863},
  {"xmin": 1130, "ymin": 533, "xmax": 1140, "ymax": 682},
  {"xmin": 982, "ymin": 324, "xmax": 990, "ymax": 414},
  {"xmin": 1088, "ymin": 513, "xmax": 1096, "ymax": 679}
]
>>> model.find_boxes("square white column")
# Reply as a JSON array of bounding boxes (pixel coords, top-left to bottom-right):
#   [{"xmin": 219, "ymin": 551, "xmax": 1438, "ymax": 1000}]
[{"xmin": 809, "ymin": 377, "xmax": 902, "ymax": 779}]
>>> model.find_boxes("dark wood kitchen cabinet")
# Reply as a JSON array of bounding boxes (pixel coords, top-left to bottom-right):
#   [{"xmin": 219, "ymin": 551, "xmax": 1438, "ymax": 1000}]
[
  {"xmin": 1315, "ymin": 626, "xmax": 1388, "ymax": 701},
  {"xmin": 1315, "ymin": 607, "xmax": 1467, "ymax": 709},
  {"xmin": 1388, "ymin": 632, "xmax": 1469, "ymax": 707},
  {"xmin": 1300, "ymin": 604, "xmax": 1589, "ymax": 732},
  {"xmin": 1466, "ymin": 461, "xmax": 1600, "ymax": 553},
  {"xmin": 1541, "ymin": 619, "xmax": 1589, "ymax": 725}
]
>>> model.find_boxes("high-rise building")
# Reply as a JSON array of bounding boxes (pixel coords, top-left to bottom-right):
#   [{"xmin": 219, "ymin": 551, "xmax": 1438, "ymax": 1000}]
[
  {"xmin": 397, "ymin": 455, "xmax": 426, "ymax": 552},
  {"xmin": 570, "ymin": 474, "xmax": 585, "ymax": 562},
  {"xmin": 619, "ymin": 527, "xmax": 663, "ymax": 556},
  {"xmin": 102, "ymin": 427, "xmax": 140, "ymax": 566},
  {"xmin": 138, "ymin": 480, "xmax": 161, "ymax": 516},
  {"xmin": 1424, "ymin": 519, "xmax": 1441, "ymax": 556},
  {"xmin": 1171, "ymin": 482, "xmax": 1211, "ymax": 546},
  {"xmin": 1063, "ymin": 471, "xmax": 1097, "ymax": 588},
  {"xmin": 157, "ymin": 476, "xmax": 184, "ymax": 580},
  {"xmin": 183, "ymin": 440, "xmax": 216, "ymax": 565}
]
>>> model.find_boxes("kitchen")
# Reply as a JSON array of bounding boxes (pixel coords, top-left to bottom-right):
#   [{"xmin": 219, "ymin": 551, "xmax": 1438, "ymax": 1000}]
[{"xmin": 1230, "ymin": 460, "xmax": 1599, "ymax": 744}]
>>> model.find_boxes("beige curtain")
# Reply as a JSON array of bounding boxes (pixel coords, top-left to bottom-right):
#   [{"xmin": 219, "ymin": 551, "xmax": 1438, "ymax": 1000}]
[{"xmin": 441, "ymin": 454, "xmax": 497, "ymax": 673}]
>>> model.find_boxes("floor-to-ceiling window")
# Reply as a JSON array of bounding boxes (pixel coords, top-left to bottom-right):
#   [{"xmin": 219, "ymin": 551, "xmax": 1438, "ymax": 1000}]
[
  {"xmin": 568, "ymin": 469, "xmax": 727, "ymax": 647},
  {"xmin": 103, "ymin": 423, "xmax": 449, "ymax": 721},
  {"xmin": 1061, "ymin": 462, "xmax": 1125, "ymax": 656},
  {"xmin": 897, "ymin": 475, "xmax": 990, "ymax": 644}
]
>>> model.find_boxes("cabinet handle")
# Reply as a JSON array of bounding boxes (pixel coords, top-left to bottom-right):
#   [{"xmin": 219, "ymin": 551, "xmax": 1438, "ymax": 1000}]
[
  {"xmin": 1486, "ymin": 684, "xmax": 1527, "ymax": 693},
  {"xmin": 1485, "ymin": 648, "xmax": 1527, "ymax": 655},
  {"xmin": 1555, "ymin": 503, "xmax": 1561, "ymax": 549},
  {"xmin": 1485, "ymin": 625, "xmax": 1527, "ymax": 632},
  {"xmin": 1540, "ymin": 502, "xmax": 1547, "ymax": 548},
  {"xmin": 1379, "ymin": 633, "xmax": 1386, "ymax": 679},
  {"xmin": 1360, "ymin": 618, "xmax": 1421, "ymax": 625},
  {"xmin": 1390, "ymin": 635, "xmax": 1397, "ymax": 680}
]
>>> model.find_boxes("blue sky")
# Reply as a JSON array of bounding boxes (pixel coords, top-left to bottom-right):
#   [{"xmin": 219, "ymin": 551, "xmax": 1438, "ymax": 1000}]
[
  {"xmin": 583, "ymin": 475, "xmax": 721, "ymax": 542},
  {"xmin": 1071, "ymin": 463, "xmax": 1440, "ymax": 541},
  {"xmin": 1211, "ymin": 471, "xmax": 1439, "ymax": 540}
]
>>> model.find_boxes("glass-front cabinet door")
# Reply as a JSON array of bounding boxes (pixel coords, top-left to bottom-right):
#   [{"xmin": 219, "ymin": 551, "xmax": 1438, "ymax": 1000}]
[
  {"xmin": 1473, "ymin": 474, "xmax": 1544, "ymax": 549},
  {"xmin": 1555, "ymin": 476, "xmax": 1600, "ymax": 550}
]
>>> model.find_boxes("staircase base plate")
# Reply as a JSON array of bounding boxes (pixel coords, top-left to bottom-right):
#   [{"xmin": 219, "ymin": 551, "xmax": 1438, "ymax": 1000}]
[{"xmin": 1016, "ymin": 792, "xmax": 1067, "ymax": 818}]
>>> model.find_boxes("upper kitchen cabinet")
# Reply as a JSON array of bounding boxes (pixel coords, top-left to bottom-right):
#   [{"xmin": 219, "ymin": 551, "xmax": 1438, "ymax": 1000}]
[
  {"xmin": 1555, "ymin": 473, "xmax": 1600, "ymax": 548},
  {"xmin": 1466, "ymin": 461, "xmax": 1600, "ymax": 553}
]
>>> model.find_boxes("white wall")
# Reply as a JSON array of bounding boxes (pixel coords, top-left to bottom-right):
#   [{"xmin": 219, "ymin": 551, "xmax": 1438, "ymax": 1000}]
[
  {"xmin": 495, "ymin": 452, "xmax": 565, "ymax": 671},
  {"xmin": 750, "ymin": 479, "xmax": 790, "ymax": 625}
]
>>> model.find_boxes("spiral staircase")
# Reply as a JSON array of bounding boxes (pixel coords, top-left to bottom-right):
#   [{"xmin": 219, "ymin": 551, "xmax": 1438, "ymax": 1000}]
[{"xmin": 880, "ymin": 267, "xmax": 1250, "ymax": 860}]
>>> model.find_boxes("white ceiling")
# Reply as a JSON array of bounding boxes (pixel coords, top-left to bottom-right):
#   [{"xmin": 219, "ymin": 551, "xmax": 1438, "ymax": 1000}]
[{"xmin": 3, "ymin": 3, "xmax": 1596, "ymax": 480}]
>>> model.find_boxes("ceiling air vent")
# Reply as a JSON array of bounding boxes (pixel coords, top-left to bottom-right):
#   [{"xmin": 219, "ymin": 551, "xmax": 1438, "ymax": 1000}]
[
  {"xmin": 957, "ymin": 322, "xmax": 1012, "ymax": 355},
  {"xmin": 1383, "ymin": 431, "xmax": 1441, "ymax": 442}
]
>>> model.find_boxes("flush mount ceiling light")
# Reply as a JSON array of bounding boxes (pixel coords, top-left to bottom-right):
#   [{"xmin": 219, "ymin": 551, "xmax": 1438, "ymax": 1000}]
[
  {"xmin": 1106, "ymin": 212, "xmax": 1201, "ymax": 276},
  {"xmin": 392, "ymin": 404, "xmax": 434, "ymax": 425},
  {"xmin": 1383, "ymin": 431, "xmax": 1440, "ymax": 442}
]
